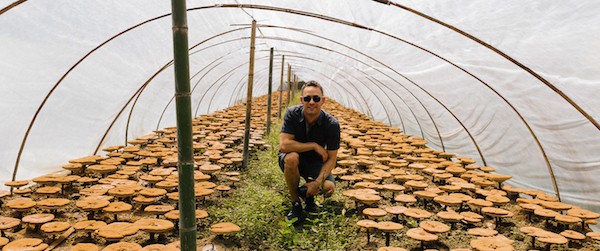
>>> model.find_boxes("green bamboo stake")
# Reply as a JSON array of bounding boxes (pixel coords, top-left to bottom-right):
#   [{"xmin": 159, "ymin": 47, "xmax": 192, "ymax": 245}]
[
  {"xmin": 278, "ymin": 55, "xmax": 285, "ymax": 119},
  {"xmin": 266, "ymin": 48, "xmax": 274, "ymax": 134},
  {"xmin": 287, "ymin": 64, "xmax": 291, "ymax": 105},
  {"xmin": 169, "ymin": 0, "xmax": 196, "ymax": 250},
  {"xmin": 242, "ymin": 20, "xmax": 257, "ymax": 169}
]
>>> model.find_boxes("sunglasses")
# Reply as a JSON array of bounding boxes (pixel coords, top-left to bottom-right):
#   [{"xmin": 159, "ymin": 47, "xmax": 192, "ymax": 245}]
[{"xmin": 302, "ymin": 95, "xmax": 322, "ymax": 102}]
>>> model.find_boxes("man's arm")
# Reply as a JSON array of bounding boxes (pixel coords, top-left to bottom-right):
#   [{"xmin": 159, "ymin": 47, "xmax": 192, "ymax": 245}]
[{"xmin": 279, "ymin": 133, "xmax": 328, "ymax": 161}]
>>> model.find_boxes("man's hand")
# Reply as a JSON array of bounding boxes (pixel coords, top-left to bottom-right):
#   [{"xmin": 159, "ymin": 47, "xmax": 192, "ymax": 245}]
[
  {"xmin": 313, "ymin": 143, "xmax": 328, "ymax": 162},
  {"xmin": 305, "ymin": 180, "xmax": 322, "ymax": 197}
]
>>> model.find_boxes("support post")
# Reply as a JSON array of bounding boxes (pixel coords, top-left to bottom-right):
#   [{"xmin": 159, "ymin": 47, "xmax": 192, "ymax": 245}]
[
  {"xmin": 266, "ymin": 48, "xmax": 274, "ymax": 134},
  {"xmin": 170, "ymin": 0, "xmax": 196, "ymax": 250},
  {"xmin": 287, "ymin": 64, "xmax": 292, "ymax": 105},
  {"xmin": 278, "ymin": 55, "xmax": 285, "ymax": 119},
  {"xmin": 242, "ymin": 20, "xmax": 257, "ymax": 169}
]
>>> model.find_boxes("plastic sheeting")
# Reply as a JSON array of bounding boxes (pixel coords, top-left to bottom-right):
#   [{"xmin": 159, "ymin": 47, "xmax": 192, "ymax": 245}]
[{"xmin": 1, "ymin": 0, "xmax": 599, "ymax": 225}]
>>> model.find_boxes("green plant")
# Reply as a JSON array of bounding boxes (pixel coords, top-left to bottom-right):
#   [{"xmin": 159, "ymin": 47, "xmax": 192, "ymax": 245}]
[{"xmin": 277, "ymin": 218, "xmax": 299, "ymax": 248}]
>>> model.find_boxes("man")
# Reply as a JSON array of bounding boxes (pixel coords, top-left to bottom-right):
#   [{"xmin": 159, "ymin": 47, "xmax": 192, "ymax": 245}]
[{"xmin": 278, "ymin": 81, "xmax": 341, "ymax": 221}]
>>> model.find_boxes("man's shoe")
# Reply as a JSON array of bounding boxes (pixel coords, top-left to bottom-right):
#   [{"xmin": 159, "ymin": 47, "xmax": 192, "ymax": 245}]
[
  {"xmin": 297, "ymin": 185, "xmax": 308, "ymax": 201},
  {"xmin": 286, "ymin": 201, "xmax": 303, "ymax": 220},
  {"xmin": 304, "ymin": 197, "xmax": 318, "ymax": 213}
]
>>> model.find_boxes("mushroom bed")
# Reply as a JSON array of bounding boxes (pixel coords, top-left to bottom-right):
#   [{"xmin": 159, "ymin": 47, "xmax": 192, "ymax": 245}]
[{"xmin": 0, "ymin": 93, "xmax": 599, "ymax": 250}]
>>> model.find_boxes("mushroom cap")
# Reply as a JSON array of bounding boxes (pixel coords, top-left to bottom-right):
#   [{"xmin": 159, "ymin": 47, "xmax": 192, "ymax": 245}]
[
  {"xmin": 354, "ymin": 193, "xmax": 382, "ymax": 205},
  {"xmin": 144, "ymin": 205, "xmax": 175, "ymax": 214},
  {"xmin": 433, "ymin": 195, "xmax": 463, "ymax": 206},
  {"xmin": 139, "ymin": 188, "xmax": 168, "ymax": 197},
  {"xmin": 135, "ymin": 218, "xmax": 174, "ymax": 233},
  {"xmin": 404, "ymin": 180, "xmax": 429, "ymax": 189},
  {"xmin": 22, "ymin": 214, "xmax": 55, "ymax": 224},
  {"xmin": 470, "ymin": 237, "xmax": 514, "ymax": 251},
  {"xmin": 406, "ymin": 228, "xmax": 438, "ymax": 242},
  {"xmin": 381, "ymin": 183, "xmax": 405, "ymax": 192},
  {"xmin": 403, "ymin": 208, "xmax": 433, "ymax": 219},
  {"xmin": 6, "ymin": 198, "xmax": 36, "ymax": 210},
  {"xmin": 481, "ymin": 207, "xmax": 514, "ymax": 218},
  {"xmin": 353, "ymin": 181, "xmax": 381, "ymax": 190},
  {"xmin": 554, "ymin": 214, "xmax": 582, "ymax": 224},
  {"xmin": 537, "ymin": 233, "xmax": 568, "ymax": 245},
  {"xmin": 141, "ymin": 244, "xmax": 179, "ymax": 251},
  {"xmin": 357, "ymin": 219, "xmax": 378, "ymax": 229},
  {"xmin": 533, "ymin": 208, "xmax": 561, "ymax": 218},
  {"xmin": 155, "ymin": 181, "xmax": 178, "ymax": 190},
  {"xmin": 133, "ymin": 195, "xmax": 156, "ymax": 204},
  {"xmin": 376, "ymin": 221, "xmax": 404, "ymax": 232},
  {"xmin": 436, "ymin": 211, "xmax": 464, "ymax": 222},
  {"xmin": 86, "ymin": 164, "xmax": 118, "ymax": 174},
  {"xmin": 419, "ymin": 220, "xmax": 450, "ymax": 234},
  {"xmin": 586, "ymin": 231, "xmax": 600, "ymax": 240},
  {"xmin": 210, "ymin": 222, "xmax": 241, "ymax": 234},
  {"xmin": 414, "ymin": 191, "xmax": 438, "ymax": 200},
  {"xmin": 468, "ymin": 198, "xmax": 494, "ymax": 208},
  {"xmin": 199, "ymin": 164, "xmax": 221, "ymax": 174},
  {"xmin": 69, "ymin": 243, "xmax": 99, "ymax": 251},
  {"xmin": 460, "ymin": 211, "xmax": 484, "ymax": 220},
  {"xmin": 342, "ymin": 189, "xmax": 379, "ymax": 198},
  {"xmin": 518, "ymin": 203, "xmax": 544, "ymax": 212},
  {"xmin": 394, "ymin": 194, "xmax": 417, "ymax": 204},
  {"xmin": 485, "ymin": 195, "xmax": 510, "ymax": 205},
  {"xmin": 164, "ymin": 209, "xmax": 208, "ymax": 220},
  {"xmin": 0, "ymin": 217, "xmax": 21, "ymax": 230},
  {"xmin": 363, "ymin": 208, "xmax": 388, "ymax": 218},
  {"xmin": 2, "ymin": 238, "xmax": 48, "ymax": 251},
  {"xmin": 215, "ymin": 185, "xmax": 231, "ymax": 192},
  {"xmin": 37, "ymin": 198, "xmax": 70, "ymax": 209},
  {"xmin": 149, "ymin": 168, "xmax": 174, "ymax": 177},
  {"xmin": 76, "ymin": 199, "xmax": 110, "ymax": 211},
  {"xmin": 384, "ymin": 206, "xmax": 407, "ymax": 215},
  {"xmin": 4, "ymin": 180, "xmax": 29, "ymax": 188},
  {"xmin": 377, "ymin": 247, "xmax": 407, "ymax": 251},
  {"xmin": 140, "ymin": 175, "xmax": 164, "ymax": 183},
  {"xmin": 102, "ymin": 242, "xmax": 142, "ymax": 251},
  {"xmin": 96, "ymin": 222, "xmax": 139, "ymax": 240},
  {"xmin": 560, "ymin": 230, "xmax": 585, "ymax": 240},
  {"xmin": 195, "ymin": 181, "xmax": 217, "ymax": 189},
  {"xmin": 519, "ymin": 226, "xmax": 544, "ymax": 236},
  {"xmin": 73, "ymin": 220, "xmax": 107, "ymax": 231},
  {"xmin": 40, "ymin": 221, "xmax": 70, "ymax": 233},
  {"xmin": 539, "ymin": 201, "xmax": 573, "ymax": 211},
  {"xmin": 108, "ymin": 186, "xmax": 137, "ymax": 197},
  {"xmin": 567, "ymin": 208, "xmax": 600, "ymax": 220},
  {"xmin": 194, "ymin": 188, "xmax": 215, "ymax": 197},
  {"xmin": 0, "ymin": 237, "xmax": 8, "ymax": 247},
  {"xmin": 468, "ymin": 228, "xmax": 498, "ymax": 237},
  {"xmin": 103, "ymin": 201, "xmax": 133, "ymax": 213}
]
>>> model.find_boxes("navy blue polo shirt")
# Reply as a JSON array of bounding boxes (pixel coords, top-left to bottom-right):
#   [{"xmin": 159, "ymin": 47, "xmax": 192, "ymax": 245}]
[{"xmin": 281, "ymin": 105, "xmax": 341, "ymax": 163}]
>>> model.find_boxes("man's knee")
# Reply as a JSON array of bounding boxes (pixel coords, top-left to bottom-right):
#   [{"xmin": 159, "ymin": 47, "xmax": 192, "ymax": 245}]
[
  {"xmin": 323, "ymin": 180, "xmax": 335, "ymax": 197},
  {"xmin": 283, "ymin": 152, "xmax": 300, "ymax": 171}
]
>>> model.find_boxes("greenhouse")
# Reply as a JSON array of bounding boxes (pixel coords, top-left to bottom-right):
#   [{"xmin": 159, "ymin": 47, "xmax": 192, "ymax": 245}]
[{"xmin": 1, "ymin": 0, "xmax": 599, "ymax": 250}]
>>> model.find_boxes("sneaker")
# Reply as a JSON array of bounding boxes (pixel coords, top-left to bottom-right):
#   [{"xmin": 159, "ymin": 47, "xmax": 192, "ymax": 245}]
[
  {"xmin": 286, "ymin": 201, "xmax": 303, "ymax": 220},
  {"xmin": 297, "ymin": 185, "xmax": 308, "ymax": 201},
  {"xmin": 304, "ymin": 196, "xmax": 318, "ymax": 213}
]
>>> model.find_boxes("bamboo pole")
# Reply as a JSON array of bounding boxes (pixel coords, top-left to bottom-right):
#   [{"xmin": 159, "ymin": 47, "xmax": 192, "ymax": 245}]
[
  {"xmin": 278, "ymin": 55, "xmax": 285, "ymax": 119},
  {"xmin": 266, "ymin": 48, "xmax": 274, "ymax": 134},
  {"xmin": 287, "ymin": 64, "xmax": 291, "ymax": 105},
  {"xmin": 242, "ymin": 20, "xmax": 257, "ymax": 169},
  {"xmin": 169, "ymin": 0, "xmax": 196, "ymax": 250}
]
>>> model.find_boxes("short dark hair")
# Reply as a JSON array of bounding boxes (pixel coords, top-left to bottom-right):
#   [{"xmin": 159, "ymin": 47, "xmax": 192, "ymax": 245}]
[{"xmin": 301, "ymin": 80, "xmax": 324, "ymax": 96}]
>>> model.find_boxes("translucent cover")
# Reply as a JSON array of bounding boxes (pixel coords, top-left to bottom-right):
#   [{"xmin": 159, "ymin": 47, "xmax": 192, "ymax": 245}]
[{"xmin": 1, "ymin": 0, "xmax": 599, "ymax": 228}]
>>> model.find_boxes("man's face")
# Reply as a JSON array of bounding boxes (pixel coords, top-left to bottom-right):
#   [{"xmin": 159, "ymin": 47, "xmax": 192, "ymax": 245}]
[{"xmin": 300, "ymin": 86, "xmax": 325, "ymax": 117}]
